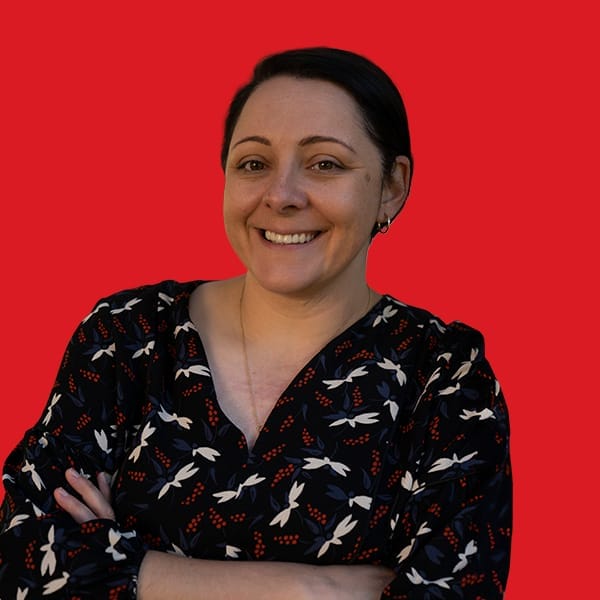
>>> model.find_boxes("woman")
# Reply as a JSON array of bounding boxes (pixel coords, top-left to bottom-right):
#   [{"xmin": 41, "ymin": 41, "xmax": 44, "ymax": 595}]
[{"xmin": 0, "ymin": 48, "xmax": 511, "ymax": 598}]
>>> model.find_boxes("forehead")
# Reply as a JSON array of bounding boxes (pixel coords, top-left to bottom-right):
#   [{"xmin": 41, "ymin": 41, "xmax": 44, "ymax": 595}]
[{"xmin": 232, "ymin": 76, "xmax": 367, "ymax": 141}]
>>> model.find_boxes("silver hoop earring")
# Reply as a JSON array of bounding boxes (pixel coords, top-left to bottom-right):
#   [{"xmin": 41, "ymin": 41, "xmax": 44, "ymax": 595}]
[{"xmin": 377, "ymin": 214, "xmax": 391, "ymax": 234}]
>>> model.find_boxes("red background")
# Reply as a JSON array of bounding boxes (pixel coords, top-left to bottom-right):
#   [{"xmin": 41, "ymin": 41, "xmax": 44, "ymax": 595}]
[{"xmin": 1, "ymin": 2, "xmax": 597, "ymax": 597}]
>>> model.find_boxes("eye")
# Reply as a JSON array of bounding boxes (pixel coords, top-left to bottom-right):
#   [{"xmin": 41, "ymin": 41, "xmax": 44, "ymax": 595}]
[
  {"xmin": 311, "ymin": 160, "xmax": 341, "ymax": 172},
  {"xmin": 238, "ymin": 159, "xmax": 266, "ymax": 172}
]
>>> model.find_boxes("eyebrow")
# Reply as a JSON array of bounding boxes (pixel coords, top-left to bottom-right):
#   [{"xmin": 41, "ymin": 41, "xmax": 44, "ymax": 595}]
[
  {"xmin": 231, "ymin": 134, "xmax": 356, "ymax": 154},
  {"xmin": 299, "ymin": 135, "xmax": 356, "ymax": 154},
  {"xmin": 231, "ymin": 135, "xmax": 271, "ymax": 149}
]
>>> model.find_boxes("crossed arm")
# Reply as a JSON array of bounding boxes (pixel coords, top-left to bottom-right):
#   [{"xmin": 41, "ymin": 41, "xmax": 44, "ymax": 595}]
[
  {"xmin": 55, "ymin": 468, "xmax": 395, "ymax": 600},
  {"xmin": 1, "ymin": 295, "xmax": 511, "ymax": 598}
]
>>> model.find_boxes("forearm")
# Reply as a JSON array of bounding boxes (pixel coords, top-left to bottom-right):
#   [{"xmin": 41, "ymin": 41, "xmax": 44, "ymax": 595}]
[
  {"xmin": 137, "ymin": 551, "xmax": 315, "ymax": 600},
  {"xmin": 50, "ymin": 472, "xmax": 393, "ymax": 599},
  {"xmin": 137, "ymin": 551, "xmax": 395, "ymax": 600}
]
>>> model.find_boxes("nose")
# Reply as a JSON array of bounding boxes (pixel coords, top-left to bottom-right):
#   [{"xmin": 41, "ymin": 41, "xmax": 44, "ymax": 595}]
[{"xmin": 263, "ymin": 167, "xmax": 308, "ymax": 212}]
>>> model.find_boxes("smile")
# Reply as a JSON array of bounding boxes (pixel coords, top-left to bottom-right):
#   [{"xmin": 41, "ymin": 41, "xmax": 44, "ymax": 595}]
[{"xmin": 263, "ymin": 230, "xmax": 318, "ymax": 245}]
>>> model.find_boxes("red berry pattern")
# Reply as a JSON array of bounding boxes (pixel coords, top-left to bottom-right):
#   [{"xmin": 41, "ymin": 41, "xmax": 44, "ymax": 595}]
[{"xmin": 0, "ymin": 282, "xmax": 510, "ymax": 598}]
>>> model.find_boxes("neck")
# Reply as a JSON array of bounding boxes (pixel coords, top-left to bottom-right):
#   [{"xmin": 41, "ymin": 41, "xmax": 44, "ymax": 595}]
[{"xmin": 237, "ymin": 274, "xmax": 377, "ymax": 345}]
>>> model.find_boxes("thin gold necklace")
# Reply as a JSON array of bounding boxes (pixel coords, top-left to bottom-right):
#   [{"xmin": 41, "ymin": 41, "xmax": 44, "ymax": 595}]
[
  {"xmin": 239, "ymin": 280, "xmax": 262, "ymax": 433},
  {"xmin": 238, "ymin": 281, "xmax": 374, "ymax": 434}
]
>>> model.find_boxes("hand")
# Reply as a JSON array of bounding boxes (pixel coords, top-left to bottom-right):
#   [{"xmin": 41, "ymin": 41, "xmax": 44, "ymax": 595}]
[{"xmin": 53, "ymin": 468, "xmax": 116, "ymax": 524}]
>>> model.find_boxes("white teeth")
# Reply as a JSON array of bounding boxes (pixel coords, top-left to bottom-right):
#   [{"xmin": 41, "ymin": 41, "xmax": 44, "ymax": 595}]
[{"xmin": 264, "ymin": 231, "xmax": 317, "ymax": 245}]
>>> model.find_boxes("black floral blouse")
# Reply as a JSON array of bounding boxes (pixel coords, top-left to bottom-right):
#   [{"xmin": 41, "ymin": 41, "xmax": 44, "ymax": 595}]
[{"xmin": 0, "ymin": 280, "xmax": 511, "ymax": 599}]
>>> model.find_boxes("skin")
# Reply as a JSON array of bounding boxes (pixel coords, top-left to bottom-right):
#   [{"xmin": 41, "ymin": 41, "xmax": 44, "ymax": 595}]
[
  {"xmin": 223, "ymin": 76, "xmax": 410, "ymax": 301},
  {"xmin": 190, "ymin": 76, "xmax": 410, "ymax": 451},
  {"xmin": 55, "ymin": 472, "xmax": 394, "ymax": 599},
  {"xmin": 54, "ymin": 76, "xmax": 412, "ymax": 598}
]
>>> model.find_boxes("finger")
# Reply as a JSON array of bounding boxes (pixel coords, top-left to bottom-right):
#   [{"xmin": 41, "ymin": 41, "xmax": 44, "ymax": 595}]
[
  {"xmin": 97, "ymin": 471, "xmax": 112, "ymax": 503},
  {"xmin": 54, "ymin": 487, "xmax": 97, "ymax": 524},
  {"xmin": 65, "ymin": 468, "xmax": 115, "ymax": 520}
]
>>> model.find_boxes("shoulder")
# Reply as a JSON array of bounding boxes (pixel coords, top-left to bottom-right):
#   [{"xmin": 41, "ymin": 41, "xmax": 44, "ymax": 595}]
[
  {"xmin": 82, "ymin": 279, "xmax": 203, "ymax": 320},
  {"xmin": 381, "ymin": 300, "xmax": 510, "ymax": 481},
  {"xmin": 377, "ymin": 294, "xmax": 486, "ymax": 353},
  {"xmin": 378, "ymin": 295, "xmax": 500, "ymax": 411},
  {"xmin": 71, "ymin": 280, "xmax": 204, "ymax": 348},
  {"xmin": 92, "ymin": 279, "xmax": 203, "ymax": 308}
]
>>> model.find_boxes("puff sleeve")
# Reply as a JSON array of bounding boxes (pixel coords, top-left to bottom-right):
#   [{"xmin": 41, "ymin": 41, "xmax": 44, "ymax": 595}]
[
  {"xmin": 0, "ymin": 291, "xmax": 154, "ymax": 598},
  {"xmin": 381, "ymin": 322, "xmax": 512, "ymax": 599}
]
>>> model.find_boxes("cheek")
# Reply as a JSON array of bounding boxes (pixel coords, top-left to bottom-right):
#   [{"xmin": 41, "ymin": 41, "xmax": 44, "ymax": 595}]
[
  {"xmin": 221, "ymin": 194, "xmax": 233, "ymax": 226},
  {"xmin": 336, "ymin": 200, "xmax": 379, "ymax": 244},
  {"xmin": 221, "ymin": 192, "xmax": 244, "ymax": 241},
  {"xmin": 223, "ymin": 177, "xmax": 263, "ymax": 213},
  {"xmin": 222, "ymin": 183, "xmax": 248, "ymax": 219},
  {"xmin": 351, "ymin": 181, "xmax": 383, "ymax": 221},
  {"xmin": 222, "ymin": 205, "xmax": 247, "ymax": 257}
]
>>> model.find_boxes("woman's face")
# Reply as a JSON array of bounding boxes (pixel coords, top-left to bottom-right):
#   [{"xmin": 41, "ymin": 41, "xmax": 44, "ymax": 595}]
[{"xmin": 223, "ymin": 76, "xmax": 405, "ymax": 298}]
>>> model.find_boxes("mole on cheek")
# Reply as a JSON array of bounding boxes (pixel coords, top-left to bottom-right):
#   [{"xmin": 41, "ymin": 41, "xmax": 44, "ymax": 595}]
[{"xmin": 364, "ymin": 173, "xmax": 371, "ymax": 183}]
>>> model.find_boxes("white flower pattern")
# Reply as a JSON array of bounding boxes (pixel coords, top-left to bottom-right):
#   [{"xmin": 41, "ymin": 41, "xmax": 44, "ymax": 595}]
[{"xmin": 0, "ymin": 282, "xmax": 511, "ymax": 598}]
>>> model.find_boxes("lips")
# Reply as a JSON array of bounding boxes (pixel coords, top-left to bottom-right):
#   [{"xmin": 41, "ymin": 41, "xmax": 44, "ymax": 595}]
[{"xmin": 263, "ymin": 230, "xmax": 318, "ymax": 245}]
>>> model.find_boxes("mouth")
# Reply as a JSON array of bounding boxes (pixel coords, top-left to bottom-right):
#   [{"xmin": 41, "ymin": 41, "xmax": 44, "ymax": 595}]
[{"xmin": 263, "ymin": 230, "xmax": 319, "ymax": 245}]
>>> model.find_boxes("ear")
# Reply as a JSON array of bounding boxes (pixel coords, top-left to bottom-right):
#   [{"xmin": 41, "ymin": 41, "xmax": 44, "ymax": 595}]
[{"xmin": 378, "ymin": 155, "xmax": 411, "ymax": 223}]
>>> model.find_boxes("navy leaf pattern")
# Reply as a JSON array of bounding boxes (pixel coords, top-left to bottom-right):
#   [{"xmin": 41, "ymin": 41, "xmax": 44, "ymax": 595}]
[{"xmin": 0, "ymin": 280, "xmax": 511, "ymax": 598}]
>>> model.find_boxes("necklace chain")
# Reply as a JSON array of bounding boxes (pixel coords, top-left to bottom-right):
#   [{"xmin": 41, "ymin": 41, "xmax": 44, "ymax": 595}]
[
  {"xmin": 239, "ymin": 281, "xmax": 262, "ymax": 433},
  {"xmin": 238, "ymin": 280, "xmax": 374, "ymax": 434}
]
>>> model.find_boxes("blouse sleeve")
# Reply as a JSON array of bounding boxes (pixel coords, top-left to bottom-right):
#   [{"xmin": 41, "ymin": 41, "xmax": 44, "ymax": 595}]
[
  {"xmin": 0, "ymin": 292, "xmax": 152, "ymax": 598},
  {"xmin": 381, "ymin": 322, "xmax": 512, "ymax": 599}
]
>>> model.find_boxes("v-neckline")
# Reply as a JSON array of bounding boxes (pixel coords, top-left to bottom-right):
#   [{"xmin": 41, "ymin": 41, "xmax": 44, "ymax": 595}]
[{"xmin": 178, "ymin": 281, "xmax": 388, "ymax": 456}]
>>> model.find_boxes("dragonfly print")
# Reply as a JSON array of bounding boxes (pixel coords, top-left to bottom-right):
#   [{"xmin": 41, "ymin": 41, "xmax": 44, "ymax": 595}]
[{"xmin": 0, "ymin": 281, "xmax": 511, "ymax": 598}]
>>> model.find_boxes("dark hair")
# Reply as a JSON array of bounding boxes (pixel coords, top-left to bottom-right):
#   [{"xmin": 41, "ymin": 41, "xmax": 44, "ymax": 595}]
[{"xmin": 221, "ymin": 47, "xmax": 413, "ymax": 189}]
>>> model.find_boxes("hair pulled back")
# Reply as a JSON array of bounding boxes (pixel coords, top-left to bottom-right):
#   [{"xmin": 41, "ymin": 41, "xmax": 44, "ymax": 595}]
[{"xmin": 221, "ymin": 47, "xmax": 413, "ymax": 190}]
